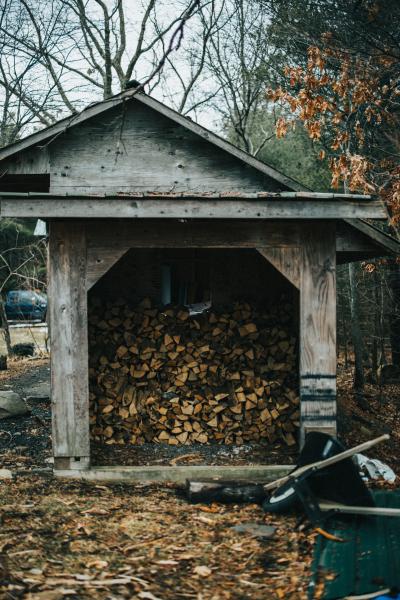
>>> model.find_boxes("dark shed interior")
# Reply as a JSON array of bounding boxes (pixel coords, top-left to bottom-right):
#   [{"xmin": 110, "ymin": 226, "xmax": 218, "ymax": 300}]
[{"xmin": 88, "ymin": 248, "xmax": 300, "ymax": 466}]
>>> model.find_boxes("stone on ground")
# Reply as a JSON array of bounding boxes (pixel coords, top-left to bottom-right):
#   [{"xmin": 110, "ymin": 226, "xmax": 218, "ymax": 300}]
[
  {"xmin": 26, "ymin": 381, "xmax": 51, "ymax": 402},
  {"xmin": 0, "ymin": 391, "xmax": 30, "ymax": 419},
  {"xmin": 0, "ymin": 469, "xmax": 12, "ymax": 479}
]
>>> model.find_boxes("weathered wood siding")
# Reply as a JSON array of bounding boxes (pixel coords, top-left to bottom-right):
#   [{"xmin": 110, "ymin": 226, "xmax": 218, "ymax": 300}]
[
  {"xmin": 49, "ymin": 221, "xmax": 90, "ymax": 467},
  {"xmin": 257, "ymin": 247, "xmax": 300, "ymax": 289},
  {"xmin": 1, "ymin": 146, "xmax": 50, "ymax": 175},
  {"xmin": 47, "ymin": 101, "xmax": 282, "ymax": 194},
  {"xmin": 299, "ymin": 222, "xmax": 336, "ymax": 441}
]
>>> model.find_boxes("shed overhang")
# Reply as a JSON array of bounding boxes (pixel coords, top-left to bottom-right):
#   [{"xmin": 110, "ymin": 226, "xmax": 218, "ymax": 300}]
[{"xmin": 0, "ymin": 191, "xmax": 387, "ymax": 220}]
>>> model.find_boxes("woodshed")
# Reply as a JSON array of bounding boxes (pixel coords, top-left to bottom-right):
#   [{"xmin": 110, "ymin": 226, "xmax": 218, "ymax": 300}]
[{"xmin": 0, "ymin": 87, "xmax": 398, "ymax": 481}]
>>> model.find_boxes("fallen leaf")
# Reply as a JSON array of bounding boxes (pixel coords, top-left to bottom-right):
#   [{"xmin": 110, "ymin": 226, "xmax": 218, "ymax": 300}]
[
  {"xmin": 26, "ymin": 592, "xmax": 73, "ymax": 600},
  {"xmin": 169, "ymin": 453, "xmax": 200, "ymax": 465},
  {"xmin": 193, "ymin": 565, "xmax": 212, "ymax": 577},
  {"xmin": 315, "ymin": 528, "xmax": 346, "ymax": 542},
  {"xmin": 196, "ymin": 504, "xmax": 221, "ymax": 513},
  {"xmin": 193, "ymin": 515, "xmax": 215, "ymax": 525},
  {"xmin": 82, "ymin": 507, "xmax": 109, "ymax": 515},
  {"xmin": 231, "ymin": 523, "xmax": 276, "ymax": 539},
  {"xmin": 138, "ymin": 592, "xmax": 163, "ymax": 600},
  {"xmin": 87, "ymin": 559, "xmax": 108, "ymax": 569}
]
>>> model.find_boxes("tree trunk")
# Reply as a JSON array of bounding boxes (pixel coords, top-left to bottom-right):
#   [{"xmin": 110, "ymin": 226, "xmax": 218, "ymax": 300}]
[
  {"xmin": 371, "ymin": 268, "xmax": 380, "ymax": 382},
  {"xmin": 379, "ymin": 273, "xmax": 386, "ymax": 366},
  {"xmin": 388, "ymin": 259, "xmax": 400, "ymax": 367},
  {"xmin": 0, "ymin": 293, "xmax": 12, "ymax": 355},
  {"xmin": 348, "ymin": 263, "xmax": 365, "ymax": 393},
  {"xmin": 340, "ymin": 302, "xmax": 349, "ymax": 369}
]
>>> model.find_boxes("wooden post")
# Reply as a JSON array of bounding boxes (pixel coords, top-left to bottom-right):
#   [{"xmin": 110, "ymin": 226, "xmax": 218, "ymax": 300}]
[
  {"xmin": 300, "ymin": 222, "xmax": 337, "ymax": 444},
  {"xmin": 49, "ymin": 221, "xmax": 90, "ymax": 469}
]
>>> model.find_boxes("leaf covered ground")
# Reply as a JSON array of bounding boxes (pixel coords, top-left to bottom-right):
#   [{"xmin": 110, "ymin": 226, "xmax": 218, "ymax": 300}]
[
  {"xmin": 337, "ymin": 359, "xmax": 400, "ymax": 474},
  {"xmin": 0, "ymin": 357, "xmax": 399, "ymax": 599},
  {"xmin": 0, "ymin": 477, "xmax": 314, "ymax": 600}
]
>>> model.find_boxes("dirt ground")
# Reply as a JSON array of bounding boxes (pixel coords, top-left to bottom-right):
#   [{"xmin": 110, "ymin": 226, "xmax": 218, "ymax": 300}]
[
  {"xmin": 0, "ymin": 359, "xmax": 52, "ymax": 472},
  {"xmin": 0, "ymin": 477, "xmax": 316, "ymax": 600},
  {"xmin": 336, "ymin": 357, "xmax": 400, "ymax": 475},
  {"xmin": 0, "ymin": 357, "xmax": 399, "ymax": 599}
]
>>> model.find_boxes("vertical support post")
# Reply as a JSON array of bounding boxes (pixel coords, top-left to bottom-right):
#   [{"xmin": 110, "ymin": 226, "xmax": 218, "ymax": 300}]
[
  {"xmin": 49, "ymin": 220, "xmax": 90, "ymax": 470},
  {"xmin": 300, "ymin": 222, "xmax": 337, "ymax": 444}
]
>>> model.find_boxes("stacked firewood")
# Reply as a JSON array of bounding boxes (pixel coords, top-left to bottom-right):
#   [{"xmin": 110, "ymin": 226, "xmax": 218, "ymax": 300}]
[{"xmin": 88, "ymin": 297, "xmax": 299, "ymax": 446}]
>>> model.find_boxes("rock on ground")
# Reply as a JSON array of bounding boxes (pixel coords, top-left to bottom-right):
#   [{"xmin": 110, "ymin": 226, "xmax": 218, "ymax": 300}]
[
  {"xmin": 0, "ymin": 391, "xmax": 30, "ymax": 419},
  {"xmin": 0, "ymin": 469, "xmax": 12, "ymax": 479}
]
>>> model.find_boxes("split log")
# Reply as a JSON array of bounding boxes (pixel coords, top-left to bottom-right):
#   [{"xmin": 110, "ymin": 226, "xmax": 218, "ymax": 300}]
[{"xmin": 185, "ymin": 480, "xmax": 267, "ymax": 504}]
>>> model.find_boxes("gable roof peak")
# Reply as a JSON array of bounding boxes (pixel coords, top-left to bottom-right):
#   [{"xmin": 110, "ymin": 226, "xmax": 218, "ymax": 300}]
[{"xmin": 0, "ymin": 88, "xmax": 307, "ymax": 192}]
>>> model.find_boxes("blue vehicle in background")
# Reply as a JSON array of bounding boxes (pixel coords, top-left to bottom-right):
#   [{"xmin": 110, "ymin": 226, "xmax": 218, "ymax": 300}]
[{"xmin": 5, "ymin": 290, "xmax": 47, "ymax": 322}]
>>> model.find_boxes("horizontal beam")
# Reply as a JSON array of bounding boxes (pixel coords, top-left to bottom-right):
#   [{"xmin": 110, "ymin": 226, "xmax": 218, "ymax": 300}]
[
  {"xmin": 86, "ymin": 220, "xmax": 303, "ymax": 249},
  {"xmin": 83, "ymin": 220, "xmax": 388, "ymax": 254},
  {"xmin": 344, "ymin": 218, "xmax": 400, "ymax": 254},
  {"xmin": 0, "ymin": 197, "xmax": 387, "ymax": 219},
  {"xmin": 53, "ymin": 464, "xmax": 292, "ymax": 483}
]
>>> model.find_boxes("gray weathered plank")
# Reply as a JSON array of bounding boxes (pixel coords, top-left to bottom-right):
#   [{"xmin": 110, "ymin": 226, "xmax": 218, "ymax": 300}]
[
  {"xmin": 344, "ymin": 219, "xmax": 400, "ymax": 254},
  {"xmin": 49, "ymin": 221, "xmax": 89, "ymax": 464},
  {"xmin": 87, "ymin": 246, "xmax": 129, "ymax": 289},
  {"xmin": 48, "ymin": 100, "xmax": 280, "ymax": 194},
  {"xmin": 136, "ymin": 94, "xmax": 304, "ymax": 191},
  {"xmin": 0, "ymin": 190, "xmax": 375, "ymax": 198},
  {"xmin": 0, "ymin": 146, "xmax": 50, "ymax": 175},
  {"xmin": 257, "ymin": 247, "xmax": 300, "ymax": 288},
  {"xmin": 299, "ymin": 222, "xmax": 337, "ymax": 442},
  {"xmin": 84, "ymin": 220, "xmax": 392, "ymax": 256},
  {"xmin": 0, "ymin": 90, "xmax": 303, "ymax": 191},
  {"xmin": 0, "ymin": 197, "xmax": 387, "ymax": 219},
  {"xmin": 86, "ymin": 220, "xmax": 303, "ymax": 250},
  {"xmin": 53, "ymin": 464, "xmax": 292, "ymax": 483}
]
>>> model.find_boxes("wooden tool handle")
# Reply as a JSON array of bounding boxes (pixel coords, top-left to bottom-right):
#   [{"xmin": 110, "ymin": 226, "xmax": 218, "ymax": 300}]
[
  {"xmin": 263, "ymin": 434, "xmax": 390, "ymax": 491},
  {"xmin": 319, "ymin": 502, "xmax": 400, "ymax": 517}
]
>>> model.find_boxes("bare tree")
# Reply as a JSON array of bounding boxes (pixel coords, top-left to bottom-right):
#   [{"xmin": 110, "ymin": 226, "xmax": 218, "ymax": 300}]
[
  {"xmin": 348, "ymin": 262, "xmax": 365, "ymax": 396},
  {"xmin": 0, "ymin": 0, "xmax": 211, "ymax": 144},
  {"xmin": 0, "ymin": 220, "xmax": 47, "ymax": 356},
  {"xmin": 197, "ymin": 0, "xmax": 277, "ymax": 154},
  {"xmin": 155, "ymin": 0, "xmax": 227, "ymax": 117}
]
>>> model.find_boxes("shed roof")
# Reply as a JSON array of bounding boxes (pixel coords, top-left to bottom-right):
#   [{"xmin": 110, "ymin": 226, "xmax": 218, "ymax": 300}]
[
  {"xmin": 0, "ymin": 88, "xmax": 305, "ymax": 192},
  {"xmin": 0, "ymin": 88, "xmax": 398, "ymax": 261}
]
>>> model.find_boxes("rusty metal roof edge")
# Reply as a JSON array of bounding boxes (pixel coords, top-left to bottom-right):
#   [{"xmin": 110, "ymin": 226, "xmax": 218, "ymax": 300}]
[{"xmin": 0, "ymin": 191, "xmax": 375, "ymax": 200}]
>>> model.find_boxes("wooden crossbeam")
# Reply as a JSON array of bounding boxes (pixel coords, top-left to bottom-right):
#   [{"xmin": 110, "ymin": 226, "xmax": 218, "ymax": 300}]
[
  {"xmin": 86, "ymin": 246, "xmax": 129, "ymax": 290},
  {"xmin": 257, "ymin": 247, "xmax": 300, "ymax": 288},
  {"xmin": 0, "ymin": 196, "xmax": 387, "ymax": 219}
]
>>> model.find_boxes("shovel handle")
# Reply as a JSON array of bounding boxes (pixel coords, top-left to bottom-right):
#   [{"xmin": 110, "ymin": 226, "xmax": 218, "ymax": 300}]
[{"xmin": 263, "ymin": 434, "xmax": 390, "ymax": 492}]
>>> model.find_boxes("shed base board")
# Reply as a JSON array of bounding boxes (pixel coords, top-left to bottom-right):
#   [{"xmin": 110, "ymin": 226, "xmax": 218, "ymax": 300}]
[{"xmin": 53, "ymin": 464, "xmax": 292, "ymax": 483}]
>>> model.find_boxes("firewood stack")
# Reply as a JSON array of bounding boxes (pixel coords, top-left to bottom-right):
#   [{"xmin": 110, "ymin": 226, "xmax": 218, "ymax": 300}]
[{"xmin": 88, "ymin": 297, "xmax": 299, "ymax": 447}]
